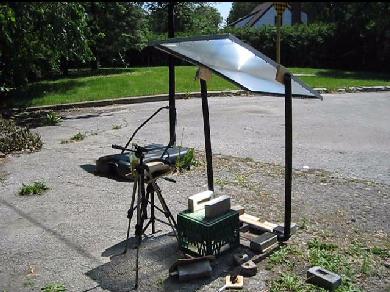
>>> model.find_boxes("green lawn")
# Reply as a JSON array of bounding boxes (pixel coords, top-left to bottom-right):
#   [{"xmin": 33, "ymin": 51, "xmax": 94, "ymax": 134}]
[{"xmin": 3, "ymin": 66, "xmax": 390, "ymax": 107}]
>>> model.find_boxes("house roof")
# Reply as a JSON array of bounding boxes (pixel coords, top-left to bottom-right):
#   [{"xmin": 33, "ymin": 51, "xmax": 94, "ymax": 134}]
[{"xmin": 229, "ymin": 2, "xmax": 302, "ymax": 27}]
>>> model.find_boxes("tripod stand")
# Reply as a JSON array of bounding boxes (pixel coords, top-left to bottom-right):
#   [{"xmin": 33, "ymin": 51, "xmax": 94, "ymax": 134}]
[{"xmin": 112, "ymin": 143, "xmax": 177, "ymax": 289}]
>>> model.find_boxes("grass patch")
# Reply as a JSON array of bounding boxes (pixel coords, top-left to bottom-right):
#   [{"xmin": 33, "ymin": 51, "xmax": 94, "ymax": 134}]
[
  {"xmin": 71, "ymin": 132, "xmax": 85, "ymax": 141},
  {"xmin": 175, "ymin": 148, "xmax": 199, "ymax": 172},
  {"xmin": 41, "ymin": 283, "xmax": 66, "ymax": 292},
  {"xmin": 270, "ymin": 272, "xmax": 315, "ymax": 292},
  {"xmin": 19, "ymin": 181, "xmax": 49, "ymax": 196},
  {"xmin": 290, "ymin": 67, "xmax": 390, "ymax": 91},
  {"xmin": 4, "ymin": 67, "xmax": 389, "ymax": 107},
  {"xmin": 112, "ymin": 124, "xmax": 122, "ymax": 130},
  {"xmin": 61, "ymin": 132, "xmax": 86, "ymax": 144},
  {"xmin": 45, "ymin": 112, "xmax": 62, "ymax": 126}
]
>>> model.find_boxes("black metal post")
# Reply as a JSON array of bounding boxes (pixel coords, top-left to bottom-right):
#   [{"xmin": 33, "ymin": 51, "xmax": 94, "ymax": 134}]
[
  {"xmin": 200, "ymin": 79, "xmax": 214, "ymax": 191},
  {"xmin": 168, "ymin": 1, "xmax": 176, "ymax": 145},
  {"xmin": 282, "ymin": 73, "xmax": 292, "ymax": 241}
]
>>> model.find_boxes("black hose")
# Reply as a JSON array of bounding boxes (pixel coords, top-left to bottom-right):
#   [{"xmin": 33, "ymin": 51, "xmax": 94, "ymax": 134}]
[{"xmin": 121, "ymin": 106, "xmax": 169, "ymax": 154}]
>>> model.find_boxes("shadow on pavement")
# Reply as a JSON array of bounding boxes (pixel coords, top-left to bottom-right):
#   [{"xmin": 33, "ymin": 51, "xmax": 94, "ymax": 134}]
[
  {"xmin": 85, "ymin": 232, "xmax": 237, "ymax": 292},
  {"xmin": 79, "ymin": 164, "xmax": 133, "ymax": 183}
]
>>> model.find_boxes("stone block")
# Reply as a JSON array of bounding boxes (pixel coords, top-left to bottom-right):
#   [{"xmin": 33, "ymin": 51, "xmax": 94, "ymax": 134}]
[
  {"xmin": 240, "ymin": 260, "xmax": 257, "ymax": 277},
  {"xmin": 188, "ymin": 190, "xmax": 213, "ymax": 212},
  {"xmin": 307, "ymin": 266, "xmax": 341, "ymax": 291},
  {"xmin": 204, "ymin": 195, "xmax": 230, "ymax": 219},
  {"xmin": 250, "ymin": 232, "xmax": 277, "ymax": 253}
]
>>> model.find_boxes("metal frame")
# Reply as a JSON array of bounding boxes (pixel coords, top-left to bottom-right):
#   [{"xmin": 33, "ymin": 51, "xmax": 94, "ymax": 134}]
[
  {"xmin": 168, "ymin": 1, "xmax": 176, "ymax": 145},
  {"xmin": 151, "ymin": 34, "xmax": 322, "ymax": 243}
]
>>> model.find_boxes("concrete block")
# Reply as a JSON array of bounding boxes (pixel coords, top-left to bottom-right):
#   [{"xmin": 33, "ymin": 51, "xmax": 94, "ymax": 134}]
[
  {"xmin": 240, "ymin": 260, "xmax": 257, "ymax": 277},
  {"xmin": 177, "ymin": 260, "xmax": 212, "ymax": 281},
  {"xmin": 188, "ymin": 190, "xmax": 213, "ymax": 212},
  {"xmin": 231, "ymin": 204, "xmax": 245, "ymax": 215},
  {"xmin": 250, "ymin": 232, "xmax": 277, "ymax": 253},
  {"xmin": 307, "ymin": 266, "xmax": 341, "ymax": 291},
  {"xmin": 204, "ymin": 195, "xmax": 230, "ymax": 219}
]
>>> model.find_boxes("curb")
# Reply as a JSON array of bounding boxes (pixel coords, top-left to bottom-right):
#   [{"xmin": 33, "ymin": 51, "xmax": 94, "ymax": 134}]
[
  {"xmin": 313, "ymin": 85, "xmax": 390, "ymax": 94},
  {"xmin": 10, "ymin": 90, "xmax": 248, "ymax": 112},
  {"xmin": 5, "ymin": 85, "xmax": 390, "ymax": 112}
]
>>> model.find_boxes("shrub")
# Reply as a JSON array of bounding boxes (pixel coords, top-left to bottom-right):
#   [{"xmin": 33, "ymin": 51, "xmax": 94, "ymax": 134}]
[
  {"xmin": 45, "ymin": 112, "xmax": 62, "ymax": 126},
  {"xmin": 0, "ymin": 118, "xmax": 43, "ymax": 154},
  {"xmin": 19, "ymin": 181, "xmax": 49, "ymax": 196},
  {"xmin": 70, "ymin": 132, "xmax": 85, "ymax": 141},
  {"xmin": 176, "ymin": 148, "xmax": 198, "ymax": 172},
  {"xmin": 41, "ymin": 283, "xmax": 66, "ymax": 292},
  {"xmin": 224, "ymin": 23, "xmax": 337, "ymax": 69}
]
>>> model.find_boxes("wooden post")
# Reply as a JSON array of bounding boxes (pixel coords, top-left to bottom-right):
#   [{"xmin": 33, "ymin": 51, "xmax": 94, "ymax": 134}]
[{"xmin": 276, "ymin": 13, "xmax": 281, "ymax": 63}]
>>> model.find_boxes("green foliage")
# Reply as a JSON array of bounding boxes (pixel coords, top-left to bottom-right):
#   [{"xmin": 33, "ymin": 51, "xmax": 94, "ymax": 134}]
[
  {"xmin": 370, "ymin": 246, "xmax": 389, "ymax": 258},
  {"xmin": 70, "ymin": 132, "xmax": 85, "ymax": 141},
  {"xmin": 19, "ymin": 181, "xmax": 48, "ymax": 196},
  {"xmin": 112, "ymin": 124, "xmax": 121, "ymax": 130},
  {"xmin": 176, "ymin": 148, "xmax": 198, "ymax": 172},
  {"xmin": 45, "ymin": 112, "xmax": 61, "ymax": 126},
  {"xmin": 146, "ymin": 2, "xmax": 221, "ymax": 34},
  {"xmin": 224, "ymin": 23, "xmax": 337, "ymax": 68},
  {"xmin": 0, "ymin": 118, "xmax": 43, "ymax": 154},
  {"xmin": 227, "ymin": 2, "xmax": 261, "ymax": 25},
  {"xmin": 83, "ymin": 3, "xmax": 148, "ymax": 68},
  {"xmin": 270, "ymin": 272, "xmax": 309, "ymax": 292},
  {"xmin": 308, "ymin": 238, "xmax": 338, "ymax": 251},
  {"xmin": 0, "ymin": 3, "xmax": 92, "ymax": 87},
  {"xmin": 41, "ymin": 283, "xmax": 66, "ymax": 292},
  {"xmin": 226, "ymin": 2, "xmax": 390, "ymax": 72}
]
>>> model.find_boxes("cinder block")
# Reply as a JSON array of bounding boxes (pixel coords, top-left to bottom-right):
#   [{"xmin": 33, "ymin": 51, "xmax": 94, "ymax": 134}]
[
  {"xmin": 204, "ymin": 195, "xmax": 230, "ymax": 219},
  {"xmin": 240, "ymin": 260, "xmax": 257, "ymax": 277},
  {"xmin": 188, "ymin": 190, "xmax": 213, "ymax": 212},
  {"xmin": 307, "ymin": 266, "xmax": 341, "ymax": 291},
  {"xmin": 250, "ymin": 232, "xmax": 277, "ymax": 253}
]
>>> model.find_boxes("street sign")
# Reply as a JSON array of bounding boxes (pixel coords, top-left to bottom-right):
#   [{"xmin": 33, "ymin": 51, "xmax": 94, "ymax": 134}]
[{"xmin": 274, "ymin": 2, "xmax": 288, "ymax": 16}]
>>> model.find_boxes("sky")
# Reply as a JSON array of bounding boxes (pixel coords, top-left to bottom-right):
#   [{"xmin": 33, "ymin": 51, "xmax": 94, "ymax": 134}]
[{"xmin": 212, "ymin": 2, "xmax": 233, "ymax": 27}]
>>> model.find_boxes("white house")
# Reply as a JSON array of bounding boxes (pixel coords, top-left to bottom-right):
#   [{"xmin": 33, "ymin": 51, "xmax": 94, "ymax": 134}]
[{"xmin": 230, "ymin": 2, "xmax": 308, "ymax": 28}]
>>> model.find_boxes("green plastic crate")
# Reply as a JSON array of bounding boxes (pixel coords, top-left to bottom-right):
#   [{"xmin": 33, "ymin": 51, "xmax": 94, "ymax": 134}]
[{"xmin": 177, "ymin": 209, "xmax": 240, "ymax": 256}]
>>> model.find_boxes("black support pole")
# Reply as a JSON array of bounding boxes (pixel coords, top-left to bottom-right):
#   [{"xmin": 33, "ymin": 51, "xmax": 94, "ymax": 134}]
[
  {"xmin": 168, "ymin": 1, "xmax": 176, "ymax": 145},
  {"xmin": 282, "ymin": 73, "xmax": 292, "ymax": 241},
  {"xmin": 200, "ymin": 79, "xmax": 214, "ymax": 191}
]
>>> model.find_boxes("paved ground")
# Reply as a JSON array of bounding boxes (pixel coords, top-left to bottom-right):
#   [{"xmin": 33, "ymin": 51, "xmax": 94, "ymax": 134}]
[{"xmin": 0, "ymin": 92, "xmax": 389, "ymax": 291}]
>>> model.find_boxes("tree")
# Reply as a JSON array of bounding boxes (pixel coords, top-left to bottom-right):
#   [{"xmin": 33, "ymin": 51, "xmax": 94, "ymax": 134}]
[
  {"xmin": 146, "ymin": 2, "xmax": 222, "ymax": 34},
  {"xmin": 226, "ymin": 2, "xmax": 262, "ymax": 25},
  {"xmin": 83, "ymin": 2, "xmax": 148, "ymax": 68},
  {"xmin": 0, "ymin": 3, "xmax": 92, "ymax": 87}
]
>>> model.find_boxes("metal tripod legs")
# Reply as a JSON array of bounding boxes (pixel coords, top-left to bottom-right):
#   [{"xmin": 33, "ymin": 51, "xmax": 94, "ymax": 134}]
[{"xmin": 123, "ymin": 174, "xmax": 177, "ymax": 290}]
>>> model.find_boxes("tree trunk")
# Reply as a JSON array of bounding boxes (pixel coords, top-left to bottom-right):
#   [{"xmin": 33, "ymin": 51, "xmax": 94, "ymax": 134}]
[
  {"xmin": 291, "ymin": 2, "xmax": 302, "ymax": 25},
  {"xmin": 60, "ymin": 56, "xmax": 69, "ymax": 76}
]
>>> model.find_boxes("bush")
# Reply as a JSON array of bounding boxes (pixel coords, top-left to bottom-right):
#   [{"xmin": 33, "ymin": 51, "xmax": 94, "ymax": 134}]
[
  {"xmin": 0, "ymin": 118, "xmax": 43, "ymax": 154},
  {"xmin": 45, "ymin": 112, "xmax": 62, "ymax": 126},
  {"xmin": 19, "ymin": 181, "xmax": 49, "ymax": 196},
  {"xmin": 176, "ymin": 148, "xmax": 198, "ymax": 172},
  {"xmin": 224, "ymin": 23, "xmax": 337, "ymax": 69}
]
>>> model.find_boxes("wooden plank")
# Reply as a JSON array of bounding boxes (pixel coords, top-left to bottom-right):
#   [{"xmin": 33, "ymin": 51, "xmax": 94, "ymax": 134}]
[{"xmin": 239, "ymin": 214, "xmax": 278, "ymax": 232}]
